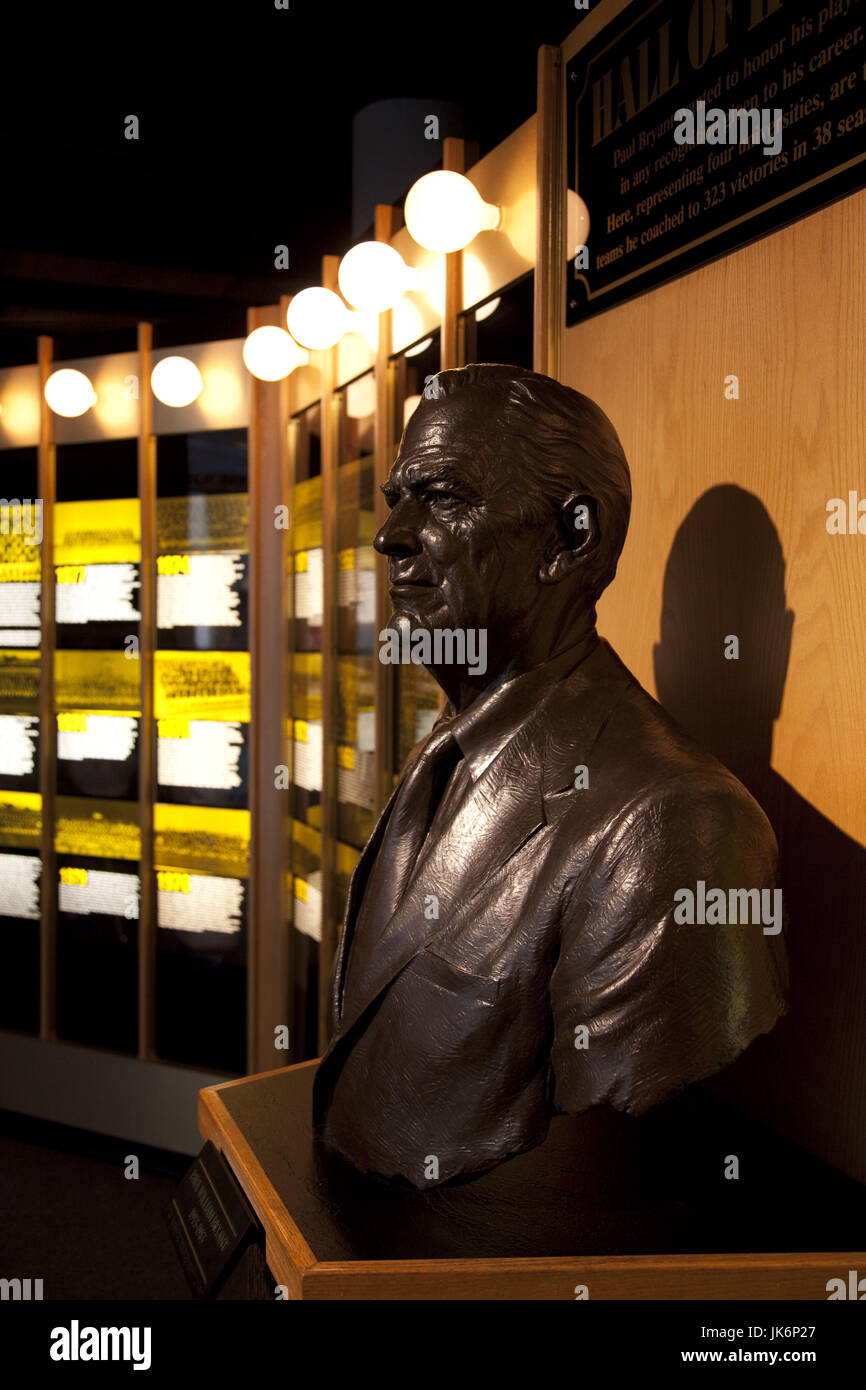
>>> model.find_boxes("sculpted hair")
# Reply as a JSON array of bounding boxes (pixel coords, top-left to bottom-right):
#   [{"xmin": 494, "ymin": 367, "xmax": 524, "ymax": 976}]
[{"xmin": 421, "ymin": 364, "xmax": 632, "ymax": 602}]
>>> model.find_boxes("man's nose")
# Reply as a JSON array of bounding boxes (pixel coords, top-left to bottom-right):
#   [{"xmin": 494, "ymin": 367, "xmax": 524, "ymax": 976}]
[{"xmin": 374, "ymin": 501, "xmax": 422, "ymax": 556}]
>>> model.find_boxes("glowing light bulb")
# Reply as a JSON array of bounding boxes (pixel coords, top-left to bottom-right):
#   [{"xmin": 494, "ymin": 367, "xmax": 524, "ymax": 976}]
[
  {"xmin": 151, "ymin": 356, "xmax": 202, "ymax": 408},
  {"xmin": 44, "ymin": 368, "xmax": 97, "ymax": 418},
  {"xmin": 242, "ymin": 326, "xmax": 309, "ymax": 381},
  {"xmin": 404, "ymin": 171, "xmax": 501, "ymax": 253},
  {"xmin": 286, "ymin": 288, "xmax": 349, "ymax": 350},
  {"xmin": 338, "ymin": 242, "xmax": 417, "ymax": 313}
]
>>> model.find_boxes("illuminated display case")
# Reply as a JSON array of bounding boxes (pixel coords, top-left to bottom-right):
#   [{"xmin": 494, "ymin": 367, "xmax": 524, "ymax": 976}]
[
  {"xmin": 335, "ymin": 371, "xmax": 376, "ymax": 857},
  {"xmin": 0, "ymin": 447, "xmax": 41, "ymax": 1036},
  {"xmin": 53, "ymin": 438, "xmax": 141, "ymax": 1054},
  {"xmin": 0, "ymin": 189, "xmax": 531, "ymax": 1089},
  {"xmin": 153, "ymin": 428, "xmax": 250, "ymax": 1075}
]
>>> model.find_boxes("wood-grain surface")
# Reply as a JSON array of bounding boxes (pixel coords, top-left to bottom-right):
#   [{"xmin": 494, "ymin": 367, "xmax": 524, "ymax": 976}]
[
  {"xmin": 199, "ymin": 1061, "xmax": 866, "ymax": 1299},
  {"xmin": 564, "ymin": 190, "xmax": 866, "ymax": 1185}
]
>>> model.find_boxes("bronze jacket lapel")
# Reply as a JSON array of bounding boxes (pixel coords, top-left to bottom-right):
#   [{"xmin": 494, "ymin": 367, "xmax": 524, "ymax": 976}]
[
  {"xmin": 330, "ymin": 731, "xmax": 548, "ymax": 1044},
  {"xmin": 324, "ymin": 639, "xmax": 634, "ymax": 1053}
]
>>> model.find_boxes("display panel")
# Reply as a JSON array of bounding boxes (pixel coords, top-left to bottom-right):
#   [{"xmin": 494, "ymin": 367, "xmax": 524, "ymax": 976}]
[
  {"xmin": 0, "ymin": 482, "xmax": 41, "ymax": 651},
  {"xmin": 154, "ymin": 429, "xmax": 250, "ymax": 1073},
  {"xmin": 288, "ymin": 403, "xmax": 323, "ymax": 1057},
  {"xmin": 55, "ymin": 853, "xmax": 139, "ymax": 1054},
  {"xmin": 52, "ymin": 440, "xmax": 142, "ymax": 1053},
  {"xmin": 156, "ymin": 488, "xmax": 249, "ymax": 653},
  {"xmin": 156, "ymin": 715, "xmax": 247, "ymax": 810},
  {"xmin": 0, "ymin": 449, "xmax": 41, "ymax": 1033},
  {"xmin": 54, "ymin": 497, "xmax": 141, "ymax": 648},
  {"xmin": 335, "ymin": 380, "xmax": 377, "ymax": 859},
  {"xmin": 0, "ymin": 845, "xmax": 40, "ymax": 1034}
]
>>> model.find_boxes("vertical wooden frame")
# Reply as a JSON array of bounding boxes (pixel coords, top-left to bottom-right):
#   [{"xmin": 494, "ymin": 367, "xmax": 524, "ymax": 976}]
[
  {"xmin": 247, "ymin": 304, "xmax": 292, "ymax": 1074},
  {"xmin": 37, "ymin": 336, "xmax": 56, "ymax": 1041},
  {"xmin": 441, "ymin": 138, "xmax": 468, "ymax": 372},
  {"xmin": 318, "ymin": 255, "xmax": 340, "ymax": 1050},
  {"xmin": 282, "ymin": 296, "xmax": 311, "ymax": 1063},
  {"xmin": 373, "ymin": 204, "xmax": 397, "ymax": 814},
  {"xmin": 137, "ymin": 323, "xmax": 157, "ymax": 1060},
  {"xmin": 535, "ymin": 44, "xmax": 566, "ymax": 378}
]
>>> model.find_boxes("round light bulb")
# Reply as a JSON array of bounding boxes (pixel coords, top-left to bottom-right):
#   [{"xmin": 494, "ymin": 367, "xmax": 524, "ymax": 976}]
[
  {"xmin": 404, "ymin": 171, "xmax": 500, "ymax": 253},
  {"xmin": 44, "ymin": 368, "xmax": 97, "ymax": 418},
  {"xmin": 151, "ymin": 356, "xmax": 203, "ymax": 408},
  {"xmin": 338, "ymin": 242, "xmax": 413, "ymax": 313},
  {"xmin": 242, "ymin": 326, "xmax": 308, "ymax": 381},
  {"xmin": 286, "ymin": 288, "xmax": 349, "ymax": 350}
]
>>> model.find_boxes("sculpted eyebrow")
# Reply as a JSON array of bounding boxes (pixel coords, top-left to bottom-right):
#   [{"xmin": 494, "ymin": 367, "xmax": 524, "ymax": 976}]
[{"xmin": 381, "ymin": 462, "xmax": 481, "ymax": 504}]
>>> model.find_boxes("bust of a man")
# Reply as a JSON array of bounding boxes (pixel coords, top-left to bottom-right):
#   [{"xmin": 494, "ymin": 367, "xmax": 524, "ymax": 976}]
[{"xmin": 313, "ymin": 364, "xmax": 787, "ymax": 1188}]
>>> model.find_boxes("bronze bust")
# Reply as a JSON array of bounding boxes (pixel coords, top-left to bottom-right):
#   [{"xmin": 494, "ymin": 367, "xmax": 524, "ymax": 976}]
[{"xmin": 313, "ymin": 364, "xmax": 787, "ymax": 1188}]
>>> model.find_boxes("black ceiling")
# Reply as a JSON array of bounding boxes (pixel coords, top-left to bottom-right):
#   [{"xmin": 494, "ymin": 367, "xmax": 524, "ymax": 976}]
[{"xmin": 0, "ymin": 1, "xmax": 582, "ymax": 368}]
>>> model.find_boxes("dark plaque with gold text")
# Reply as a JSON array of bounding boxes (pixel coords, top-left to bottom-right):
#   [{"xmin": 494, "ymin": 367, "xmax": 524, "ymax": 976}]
[{"xmin": 567, "ymin": 0, "xmax": 866, "ymax": 323}]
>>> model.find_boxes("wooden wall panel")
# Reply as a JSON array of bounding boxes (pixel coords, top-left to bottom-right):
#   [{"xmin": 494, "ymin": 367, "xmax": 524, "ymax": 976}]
[{"xmin": 563, "ymin": 189, "xmax": 866, "ymax": 1184}]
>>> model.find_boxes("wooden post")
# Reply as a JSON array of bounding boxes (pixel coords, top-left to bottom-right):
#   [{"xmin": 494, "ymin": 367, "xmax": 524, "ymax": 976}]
[
  {"xmin": 137, "ymin": 322, "xmax": 157, "ymax": 1059},
  {"xmin": 535, "ymin": 45, "xmax": 565, "ymax": 379},
  {"xmin": 37, "ymin": 336, "xmax": 56, "ymax": 1041},
  {"xmin": 318, "ymin": 256, "xmax": 340, "ymax": 1052},
  {"xmin": 247, "ymin": 303, "xmax": 291, "ymax": 1073},
  {"xmin": 441, "ymin": 137, "xmax": 469, "ymax": 372},
  {"xmin": 373, "ymin": 204, "xmax": 397, "ymax": 813}
]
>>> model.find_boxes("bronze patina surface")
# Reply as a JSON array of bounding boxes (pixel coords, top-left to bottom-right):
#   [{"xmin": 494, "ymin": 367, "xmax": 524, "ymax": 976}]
[{"xmin": 313, "ymin": 364, "xmax": 787, "ymax": 1188}]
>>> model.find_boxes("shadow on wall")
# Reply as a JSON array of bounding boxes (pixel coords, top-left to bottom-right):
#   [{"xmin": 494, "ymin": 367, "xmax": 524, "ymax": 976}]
[{"xmin": 653, "ymin": 484, "xmax": 866, "ymax": 1182}]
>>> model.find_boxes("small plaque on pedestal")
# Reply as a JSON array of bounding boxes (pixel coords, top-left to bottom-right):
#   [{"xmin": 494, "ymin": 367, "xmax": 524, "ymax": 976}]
[{"xmin": 166, "ymin": 1140, "xmax": 261, "ymax": 1299}]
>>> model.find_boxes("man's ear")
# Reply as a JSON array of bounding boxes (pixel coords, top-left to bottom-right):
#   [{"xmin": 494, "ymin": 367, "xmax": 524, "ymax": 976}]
[{"xmin": 538, "ymin": 493, "xmax": 601, "ymax": 585}]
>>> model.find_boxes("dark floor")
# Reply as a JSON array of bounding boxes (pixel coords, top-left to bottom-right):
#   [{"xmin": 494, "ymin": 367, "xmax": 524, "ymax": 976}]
[{"xmin": 0, "ymin": 1110, "xmax": 251, "ymax": 1300}]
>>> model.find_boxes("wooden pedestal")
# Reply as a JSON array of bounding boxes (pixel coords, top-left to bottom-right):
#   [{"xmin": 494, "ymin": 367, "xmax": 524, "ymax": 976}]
[{"xmin": 199, "ymin": 1060, "xmax": 866, "ymax": 1300}]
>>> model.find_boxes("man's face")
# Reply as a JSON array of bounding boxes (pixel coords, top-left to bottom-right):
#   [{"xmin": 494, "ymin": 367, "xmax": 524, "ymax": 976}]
[{"xmin": 374, "ymin": 394, "xmax": 554, "ymax": 654}]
